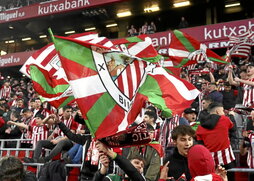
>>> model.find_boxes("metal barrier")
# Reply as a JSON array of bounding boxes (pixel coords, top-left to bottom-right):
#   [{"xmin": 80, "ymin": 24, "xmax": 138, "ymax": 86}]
[
  {"xmin": 228, "ymin": 168, "xmax": 254, "ymax": 172},
  {"xmin": 0, "ymin": 139, "xmax": 33, "ymax": 149}
]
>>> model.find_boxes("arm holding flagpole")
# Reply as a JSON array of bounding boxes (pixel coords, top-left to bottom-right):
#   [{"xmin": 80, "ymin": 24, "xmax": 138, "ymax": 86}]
[{"xmin": 228, "ymin": 66, "xmax": 240, "ymax": 86}]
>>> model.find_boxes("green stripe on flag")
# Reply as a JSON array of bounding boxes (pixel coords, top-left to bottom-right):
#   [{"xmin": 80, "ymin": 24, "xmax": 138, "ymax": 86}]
[
  {"xmin": 86, "ymin": 93, "xmax": 116, "ymax": 134},
  {"xmin": 126, "ymin": 36, "xmax": 144, "ymax": 43},
  {"xmin": 30, "ymin": 66, "xmax": 69, "ymax": 94},
  {"xmin": 58, "ymin": 96, "xmax": 75, "ymax": 108},
  {"xmin": 54, "ymin": 37, "xmax": 96, "ymax": 71},
  {"xmin": 139, "ymin": 76, "xmax": 172, "ymax": 118},
  {"xmin": 209, "ymin": 57, "xmax": 229, "ymax": 64},
  {"xmin": 142, "ymin": 54, "xmax": 162, "ymax": 63},
  {"xmin": 174, "ymin": 30, "xmax": 196, "ymax": 52},
  {"xmin": 174, "ymin": 58, "xmax": 189, "ymax": 68}
]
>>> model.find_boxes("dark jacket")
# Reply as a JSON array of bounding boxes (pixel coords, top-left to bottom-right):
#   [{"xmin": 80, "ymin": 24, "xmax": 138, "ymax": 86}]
[
  {"xmin": 222, "ymin": 90, "xmax": 236, "ymax": 110},
  {"xmin": 38, "ymin": 160, "xmax": 66, "ymax": 181},
  {"xmin": 197, "ymin": 109, "xmax": 209, "ymax": 124},
  {"xmin": 166, "ymin": 147, "xmax": 191, "ymax": 181},
  {"xmin": 92, "ymin": 154, "xmax": 146, "ymax": 181},
  {"xmin": 23, "ymin": 171, "xmax": 37, "ymax": 181}
]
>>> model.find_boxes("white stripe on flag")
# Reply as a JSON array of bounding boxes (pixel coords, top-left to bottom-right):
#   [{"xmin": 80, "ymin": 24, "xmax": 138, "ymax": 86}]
[
  {"xmin": 168, "ymin": 48, "xmax": 189, "ymax": 57},
  {"xmin": 122, "ymin": 68, "xmax": 129, "ymax": 98},
  {"xmin": 128, "ymin": 37, "xmax": 152, "ymax": 56},
  {"xmin": 76, "ymin": 34, "xmax": 98, "ymax": 41},
  {"xmin": 130, "ymin": 63, "xmax": 137, "ymax": 97},
  {"xmin": 151, "ymin": 67, "xmax": 200, "ymax": 100},
  {"xmin": 69, "ymin": 75, "xmax": 106, "ymax": 98}
]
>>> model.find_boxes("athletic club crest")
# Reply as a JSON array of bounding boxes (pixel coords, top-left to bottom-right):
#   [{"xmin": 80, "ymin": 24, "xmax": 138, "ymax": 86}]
[{"xmin": 91, "ymin": 45, "xmax": 150, "ymax": 112}]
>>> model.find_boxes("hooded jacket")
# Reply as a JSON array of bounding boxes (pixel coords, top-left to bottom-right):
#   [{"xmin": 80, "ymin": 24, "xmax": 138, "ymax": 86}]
[
  {"xmin": 196, "ymin": 114, "xmax": 233, "ymax": 152},
  {"xmin": 188, "ymin": 145, "xmax": 224, "ymax": 181}
]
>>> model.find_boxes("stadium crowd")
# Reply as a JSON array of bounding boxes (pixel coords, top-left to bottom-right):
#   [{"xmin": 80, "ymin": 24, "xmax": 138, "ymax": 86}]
[{"xmin": 0, "ymin": 54, "xmax": 254, "ymax": 181}]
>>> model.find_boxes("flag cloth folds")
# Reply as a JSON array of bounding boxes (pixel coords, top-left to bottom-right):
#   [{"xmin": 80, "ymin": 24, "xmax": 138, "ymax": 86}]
[
  {"xmin": 20, "ymin": 32, "xmax": 114, "ymax": 108},
  {"xmin": 168, "ymin": 30, "xmax": 228, "ymax": 67},
  {"xmin": 52, "ymin": 34, "xmax": 199, "ymax": 138}
]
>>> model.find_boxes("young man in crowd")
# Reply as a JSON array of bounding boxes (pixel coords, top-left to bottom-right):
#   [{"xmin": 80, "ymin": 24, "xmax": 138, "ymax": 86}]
[
  {"xmin": 196, "ymin": 102, "xmax": 235, "ymax": 180},
  {"xmin": 182, "ymin": 108, "xmax": 199, "ymax": 130},
  {"xmin": 165, "ymin": 125, "xmax": 196, "ymax": 181},
  {"xmin": 228, "ymin": 62, "xmax": 254, "ymax": 108},
  {"xmin": 207, "ymin": 83, "xmax": 223, "ymax": 103},
  {"xmin": 24, "ymin": 105, "xmax": 78, "ymax": 163},
  {"xmin": 93, "ymin": 141, "xmax": 146, "ymax": 181}
]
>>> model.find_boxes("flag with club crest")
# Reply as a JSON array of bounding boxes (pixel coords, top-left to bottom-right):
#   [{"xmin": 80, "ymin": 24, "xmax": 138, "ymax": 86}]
[
  {"xmin": 227, "ymin": 30, "xmax": 254, "ymax": 59},
  {"xmin": 168, "ymin": 30, "xmax": 228, "ymax": 68},
  {"xmin": 52, "ymin": 33, "xmax": 200, "ymax": 138},
  {"xmin": 20, "ymin": 32, "xmax": 114, "ymax": 108}
]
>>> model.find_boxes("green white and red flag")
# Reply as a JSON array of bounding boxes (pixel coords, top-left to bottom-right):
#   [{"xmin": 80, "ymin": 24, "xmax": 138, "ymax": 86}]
[
  {"xmin": 52, "ymin": 34, "xmax": 200, "ymax": 138},
  {"xmin": 20, "ymin": 32, "xmax": 114, "ymax": 108},
  {"xmin": 168, "ymin": 30, "xmax": 228, "ymax": 67}
]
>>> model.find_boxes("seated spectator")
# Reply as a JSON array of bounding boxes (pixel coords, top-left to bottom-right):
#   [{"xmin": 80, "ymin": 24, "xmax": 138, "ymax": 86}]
[
  {"xmin": 128, "ymin": 25, "xmax": 138, "ymax": 37},
  {"xmin": 0, "ymin": 156, "xmax": 36, "ymax": 181},
  {"xmin": 8, "ymin": 113, "xmax": 51, "ymax": 149},
  {"xmin": 24, "ymin": 105, "xmax": 78, "ymax": 163},
  {"xmin": 93, "ymin": 141, "xmax": 146, "ymax": 181},
  {"xmin": 164, "ymin": 125, "xmax": 196, "ymax": 181},
  {"xmin": 141, "ymin": 22, "xmax": 148, "ymax": 34},
  {"xmin": 147, "ymin": 21, "xmax": 156, "ymax": 34}
]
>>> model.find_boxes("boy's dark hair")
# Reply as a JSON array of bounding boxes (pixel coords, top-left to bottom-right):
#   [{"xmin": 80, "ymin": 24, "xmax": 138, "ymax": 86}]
[
  {"xmin": 0, "ymin": 156, "xmax": 24, "ymax": 181},
  {"xmin": 171, "ymin": 125, "xmax": 195, "ymax": 141},
  {"xmin": 207, "ymin": 102, "xmax": 223, "ymax": 113},
  {"xmin": 146, "ymin": 106, "xmax": 157, "ymax": 113},
  {"xmin": 128, "ymin": 154, "xmax": 146, "ymax": 166},
  {"xmin": 63, "ymin": 105, "xmax": 73, "ymax": 111},
  {"xmin": 144, "ymin": 111, "xmax": 157, "ymax": 123},
  {"xmin": 11, "ymin": 111, "xmax": 20, "ymax": 119}
]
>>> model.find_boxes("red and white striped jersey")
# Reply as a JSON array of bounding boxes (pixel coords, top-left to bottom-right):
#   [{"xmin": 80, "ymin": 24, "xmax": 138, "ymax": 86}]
[
  {"xmin": 247, "ymin": 133, "xmax": 254, "ymax": 168},
  {"xmin": 29, "ymin": 125, "xmax": 49, "ymax": 149},
  {"xmin": 53, "ymin": 115, "xmax": 77, "ymax": 138},
  {"xmin": 210, "ymin": 145, "xmax": 235, "ymax": 166},
  {"xmin": 0, "ymin": 85, "xmax": 11, "ymax": 99},
  {"xmin": 241, "ymin": 78, "xmax": 254, "ymax": 108}
]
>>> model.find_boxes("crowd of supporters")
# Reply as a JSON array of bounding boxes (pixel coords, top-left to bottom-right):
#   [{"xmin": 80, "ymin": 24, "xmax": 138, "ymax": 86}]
[{"xmin": 1, "ymin": 54, "xmax": 254, "ymax": 181}]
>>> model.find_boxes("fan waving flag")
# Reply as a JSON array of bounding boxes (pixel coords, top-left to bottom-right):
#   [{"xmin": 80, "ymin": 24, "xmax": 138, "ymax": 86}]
[
  {"xmin": 52, "ymin": 34, "xmax": 200, "ymax": 138},
  {"xmin": 20, "ymin": 32, "xmax": 114, "ymax": 108},
  {"xmin": 168, "ymin": 30, "xmax": 228, "ymax": 67}
]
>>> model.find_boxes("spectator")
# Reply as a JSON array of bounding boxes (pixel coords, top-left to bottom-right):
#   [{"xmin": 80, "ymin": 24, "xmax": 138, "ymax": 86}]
[
  {"xmin": 196, "ymin": 102, "xmax": 235, "ymax": 180},
  {"xmin": 182, "ymin": 107, "xmax": 199, "ymax": 130},
  {"xmin": 0, "ymin": 81, "xmax": 11, "ymax": 100},
  {"xmin": 93, "ymin": 141, "xmax": 146, "ymax": 181},
  {"xmin": 178, "ymin": 16, "xmax": 189, "ymax": 29},
  {"xmin": 207, "ymin": 83, "xmax": 223, "ymax": 103},
  {"xmin": 188, "ymin": 145, "xmax": 228, "ymax": 181},
  {"xmin": 127, "ymin": 124, "xmax": 162, "ymax": 181},
  {"xmin": 24, "ymin": 105, "xmax": 78, "ymax": 163},
  {"xmin": 127, "ymin": 25, "xmax": 138, "ymax": 37},
  {"xmin": 164, "ymin": 125, "xmax": 196, "ymax": 181},
  {"xmin": 221, "ymin": 82, "xmax": 236, "ymax": 110},
  {"xmin": 197, "ymin": 96, "xmax": 213, "ymax": 124},
  {"xmin": 228, "ymin": 62, "xmax": 254, "ymax": 108},
  {"xmin": 147, "ymin": 21, "xmax": 156, "ymax": 34},
  {"xmin": 141, "ymin": 22, "xmax": 148, "ymax": 34},
  {"xmin": 0, "ymin": 156, "xmax": 36, "ymax": 181}
]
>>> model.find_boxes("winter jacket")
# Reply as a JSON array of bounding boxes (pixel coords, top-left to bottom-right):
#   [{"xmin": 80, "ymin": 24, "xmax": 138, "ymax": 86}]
[
  {"xmin": 208, "ymin": 91, "xmax": 223, "ymax": 103},
  {"xmin": 188, "ymin": 145, "xmax": 224, "ymax": 181},
  {"xmin": 92, "ymin": 154, "xmax": 146, "ymax": 181},
  {"xmin": 165, "ymin": 147, "xmax": 191, "ymax": 181},
  {"xmin": 38, "ymin": 160, "xmax": 66, "ymax": 181},
  {"xmin": 127, "ymin": 144, "xmax": 161, "ymax": 181}
]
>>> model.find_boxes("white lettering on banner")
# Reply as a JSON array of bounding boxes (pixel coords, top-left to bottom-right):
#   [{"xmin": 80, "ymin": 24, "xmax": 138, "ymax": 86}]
[
  {"xmin": 0, "ymin": 56, "xmax": 20, "ymax": 67},
  {"xmin": 151, "ymin": 33, "xmax": 171, "ymax": 47},
  {"xmin": 38, "ymin": 0, "xmax": 90, "ymax": 15},
  {"xmin": 0, "ymin": 10, "xmax": 25, "ymax": 21},
  {"xmin": 204, "ymin": 20, "xmax": 254, "ymax": 40},
  {"xmin": 208, "ymin": 41, "xmax": 234, "ymax": 49}
]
